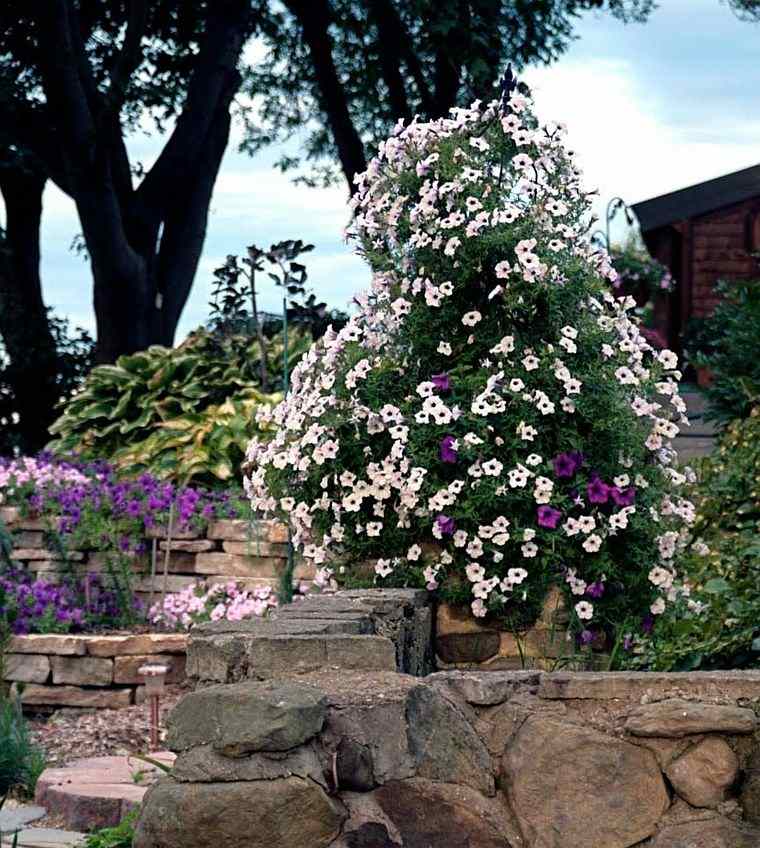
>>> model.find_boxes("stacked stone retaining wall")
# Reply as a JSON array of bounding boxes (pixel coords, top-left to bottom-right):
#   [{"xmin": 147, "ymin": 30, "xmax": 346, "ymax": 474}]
[
  {"xmin": 5, "ymin": 632, "xmax": 187, "ymax": 709},
  {"xmin": 0, "ymin": 507, "xmax": 311, "ymax": 609},
  {"xmin": 134, "ymin": 589, "xmax": 760, "ymax": 848}
]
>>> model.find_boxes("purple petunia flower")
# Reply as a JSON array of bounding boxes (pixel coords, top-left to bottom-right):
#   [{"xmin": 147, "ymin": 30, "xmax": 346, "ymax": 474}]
[
  {"xmin": 586, "ymin": 476, "xmax": 610, "ymax": 504},
  {"xmin": 537, "ymin": 505, "xmax": 562, "ymax": 529},
  {"xmin": 431, "ymin": 372, "xmax": 450, "ymax": 392},
  {"xmin": 611, "ymin": 486, "xmax": 636, "ymax": 507},
  {"xmin": 580, "ymin": 629, "xmax": 594, "ymax": 646},
  {"xmin": 436, "ymin": 514, "xmax": 456, "ymax": 536},
  {"xmin": 439, "ymin": 435, "xmax": 458, "ymax": 463},
  {"xmin": 586, "ymin": 580, "xmax": 605, "ymax": 599},
  {"xmin": 552, "ymin": 450, "xmax": 583, "ymax": 479}
]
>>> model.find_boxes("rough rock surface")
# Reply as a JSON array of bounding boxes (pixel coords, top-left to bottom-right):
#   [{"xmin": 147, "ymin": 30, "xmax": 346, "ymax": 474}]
[
  {"xmin": 625, "ymin": 698, "xmax": 757, "ymax": 738},
  {"xmin": 664, "ymin": 737, "xmax": 738, "ymax": 808},
  {"xmin": 167, "ymin": 680, "xmax": 327, "ymax": 755},
  {"xmin": 405, "ymin": 684, "xmax": 495, "ymax": 796},
  {"xmin": 336, "ymin": 780, "xmax": 521, "ymax": 848},
  {"xmin": 503, "ymin": 716, "xmax": 668, "ymax": 848},
  {"xmin": 133, "ymin": 777, "xmax": 345, "ymax": 848},
  {"xmin": 649, "ymin": 816, "xmax": 760, "ymax": 847}
]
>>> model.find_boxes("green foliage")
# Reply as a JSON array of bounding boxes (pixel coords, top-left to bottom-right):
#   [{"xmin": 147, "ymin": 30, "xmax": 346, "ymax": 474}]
[
  {"xmin": 47, "ymin": 331, "xmax": 291, "ymax": 486},
  {"xmin": 81, "ymin": 810, "xmax": 138, "ymax": 848},
  {"xmin": 0, "ymin": 312, "xmax": 95, "ymax": 456},
  {"xmin": 685, "ymin": 280, "xmax": 760, "ymax": 426},
  {"xmin": 0, "ymin": 698, "xmax": 45, "ymax": 802},
  {"xmin": 631, "ymin": 409, "xmax": 760, "ymax": 670},
  {"xmin": 608, "ymin": 236, "xmax": 673, "ymax": 349}
]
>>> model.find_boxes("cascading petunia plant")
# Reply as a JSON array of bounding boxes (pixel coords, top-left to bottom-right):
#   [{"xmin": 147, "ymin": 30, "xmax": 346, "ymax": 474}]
[{"xmin": 244, "ymin": 81, "xmax": 697, "ymax": 654}]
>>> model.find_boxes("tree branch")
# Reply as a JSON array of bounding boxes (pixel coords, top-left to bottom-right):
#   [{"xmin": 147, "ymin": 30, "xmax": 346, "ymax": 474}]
[
  {"xmin": 366, "ymin": 0, "xmax": 412, "ymax": 120},
  {"xmin": 105, "ymin": 0, "xmax": 149, "ymax": 115},
  {"xmin": 136, "ymin": 0, "xmax": 251, "ymax": 212},
  {"xmin": 368, "ymin": 0, "xmax": 435, "ymax": 117},
  {"xmin": 284, "ymin": 0, "xmax": 367, "ymax": 190},
  {"xmin": 31, "ymin": 0, "xmax": 97, "ymax": 178}
]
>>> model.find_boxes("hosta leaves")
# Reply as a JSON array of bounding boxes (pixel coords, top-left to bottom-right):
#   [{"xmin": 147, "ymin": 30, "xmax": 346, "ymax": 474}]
[{"xmin": 47, "ymin": 328, "xmax": 286, "ymax": 487}]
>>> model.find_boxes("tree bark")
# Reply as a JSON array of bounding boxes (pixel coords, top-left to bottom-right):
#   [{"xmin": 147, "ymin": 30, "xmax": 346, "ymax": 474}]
[
  {"xmin": 0, "ymin": 164, "xmax": 61, "ymax": 452},
  {"xmin": 31, "ymin": 0, "xmax": 252, "ymax": 363},
  {"xmin": 285, "ymin": 0, "xmax": 368, "ymax": 190}
]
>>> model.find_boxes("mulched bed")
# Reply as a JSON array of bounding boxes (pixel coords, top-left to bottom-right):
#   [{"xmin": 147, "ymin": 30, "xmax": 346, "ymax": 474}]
[{"xmin": 28, "ymin": 687, "xmax": 185, "ymax": 769}]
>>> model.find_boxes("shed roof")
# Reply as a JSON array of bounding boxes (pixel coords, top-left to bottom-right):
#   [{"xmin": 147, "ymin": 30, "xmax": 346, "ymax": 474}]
[{"xmin": 632, "ymin": 163, "xmax": 760, "ymax": 233}]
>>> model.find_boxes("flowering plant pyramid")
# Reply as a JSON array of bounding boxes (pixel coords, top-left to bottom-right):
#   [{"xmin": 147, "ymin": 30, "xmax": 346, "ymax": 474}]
[{"xmin": 245, "ymin": 77, "xmax": 695, "ymax": 649}]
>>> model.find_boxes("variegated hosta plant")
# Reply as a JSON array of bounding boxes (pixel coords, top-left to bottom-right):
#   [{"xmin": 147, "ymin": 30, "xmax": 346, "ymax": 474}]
[
  {"xmin": 48, "ymin": 330, "xmax": 297, "ymax": 486},
  {"xmin": 245, "ymin": 89, "xmax": 698, "ymax": 651}
]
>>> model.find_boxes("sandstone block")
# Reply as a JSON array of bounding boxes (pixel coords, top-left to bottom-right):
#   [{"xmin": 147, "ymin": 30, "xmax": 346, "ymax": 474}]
[
  {"xmin": 17, "ymin": 516, "xmax": 46, "ymax": 531},
  {"xmin": 9, "ymin": 634, "xmax": 87, "ymax": 656},
  {"xmin": 193, "ymin": 552, "xmax": 284, "ymax": 577},
  {"xmin": 503, "ymin": 715, "xmax": 668, "ymax": 848},
  {"xmin": 665, "ymin": 737, "xmax": 738, "ymax": 807},
  {"xmin": 52, "ymin": 656, "xmax": 114, "ymax": 686},
  {"xmin": 625, "ymin": 698, "xmax": 757, "ymax": 737},
  {"xmin": 0, "ymin": 506, "xmax": 21, "ymax": 525},
  {"xmin": 145, "ymin": 524, "xmax": 201, "ymax": 540},
  {"xmin": 167, "ymin": 679, "xmax": 327, "ymax": 755},
  {"xmin": 20, "ymin": 684, "xmax": 132, "ymax": 709},
  {"xmin": 11, "ymin": 530, "xmax": 44, "ymax": 548},
  {"xmin": 86, "ymin": 633, "xmax": 187, "ymax": 657},
  {"xmin": 4, "ymin": 653, "xmax": 51, "ymax": 683},
  {"xmin": 158, "ymin": 540, "xmax": 215, "ymax": 553},
  {"xmin": 12, "ymin": 548, "xmax": 83, "ymax": 561},
  {"xmin": 113, "ymin": 653, "xmax": 186, "ymax": 685},
  {"xmin": 205, "ymin": 519, "xmax": 253, "ymax": 542},
  {"xmin": 134, "ymin": 574, "xmax": 197, "ymax": 593},
  {"xmin": 133, "ymin": 777, "xmax": 344, "ymax": 848},
  {"xmin": 221, "ymin": 540, "xmax": 289, "ymax": 557},
  {"xmin": 206, "ymin": 519, "xmax": 288, "ymax": 544}
]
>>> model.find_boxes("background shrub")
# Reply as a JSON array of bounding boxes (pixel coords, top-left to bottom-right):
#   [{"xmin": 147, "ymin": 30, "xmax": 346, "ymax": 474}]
[
  {"xmin": 47, "ymin": 331, "xmax": 291, "ymax": 486},
  {"xmin": 631, "ymin": 408, "xmax": 760, "ymax": 670},
  {"xmin": 683, "ymin": 280, "xmax": 760, "ymax": 425}
]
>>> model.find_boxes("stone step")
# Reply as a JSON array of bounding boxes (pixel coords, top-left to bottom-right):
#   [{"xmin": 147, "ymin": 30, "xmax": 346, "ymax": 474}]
[
  {"xmin": 188, "ymin": 632, "xmax": 396, "ymax": 684},
  {"xmin": 35, "ymin": 753, "xmax": 175, "ymax": 833},
  {"xmin": 1, "ymin": 828, "xmax": 85, "ymax": 847}
]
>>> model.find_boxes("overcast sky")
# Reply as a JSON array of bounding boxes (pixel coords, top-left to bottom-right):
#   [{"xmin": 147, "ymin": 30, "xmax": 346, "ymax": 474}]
[{"xmin": 10, "ymin": 0, "xmax": 760, "ymax": 341}]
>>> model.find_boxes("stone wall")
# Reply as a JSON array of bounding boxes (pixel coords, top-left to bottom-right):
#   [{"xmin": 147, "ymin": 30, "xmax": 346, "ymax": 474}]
[
  {"xmin": 135, "ymin": 664, "xmax": 760, "ymax": 848},
  {"xmin": 133, "ymin": 589, "xmax": 760, "ymax": 848},
  {"xmin": 5, "ymin": 632, "xmax": 187, "ymax": 709},
  {"xmin": 0, "ymin": 507, "xmax": 311, "ymax": 609}
]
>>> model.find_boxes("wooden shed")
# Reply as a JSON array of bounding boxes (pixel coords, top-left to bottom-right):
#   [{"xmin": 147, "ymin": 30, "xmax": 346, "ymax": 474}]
[{"xmin": 632, "ymin": 163, "xmax": 760, "ymax": 352}]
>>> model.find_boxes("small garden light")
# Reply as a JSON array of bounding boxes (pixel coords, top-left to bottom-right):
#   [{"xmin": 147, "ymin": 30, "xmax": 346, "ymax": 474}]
[{"xmin": 139, "ymin": 663, "xmax": 170, "ymax": 751}]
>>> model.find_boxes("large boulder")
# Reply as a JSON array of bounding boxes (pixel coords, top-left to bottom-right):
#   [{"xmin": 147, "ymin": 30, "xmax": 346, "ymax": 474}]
[
  {"xmin": 503, "ymin": 716, "xmax": 668, "ymax": 848},
  {"xmin": 664, "ymin": 737, "xmax": 738, "ymax": 808},
  {"xmin": 336, "ymin": 779, "xmax": 520, "ymax": 848},
  {"xmin": 405, "ymin": 684, "xmax": 495, "ymax": 796},
  {"xmin": 133, "ymin": 777, "xmax": 344, "ymax": 848}
]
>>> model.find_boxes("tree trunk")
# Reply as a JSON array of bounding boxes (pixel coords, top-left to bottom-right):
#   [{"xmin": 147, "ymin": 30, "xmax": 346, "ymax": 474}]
[
  {"xmin": 0, "ymin": 165, "xmax": 61, "ymax": 452},
  {"xmin": 33, "ymin": 0, "xmax": 252, "ymax": 364}
]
